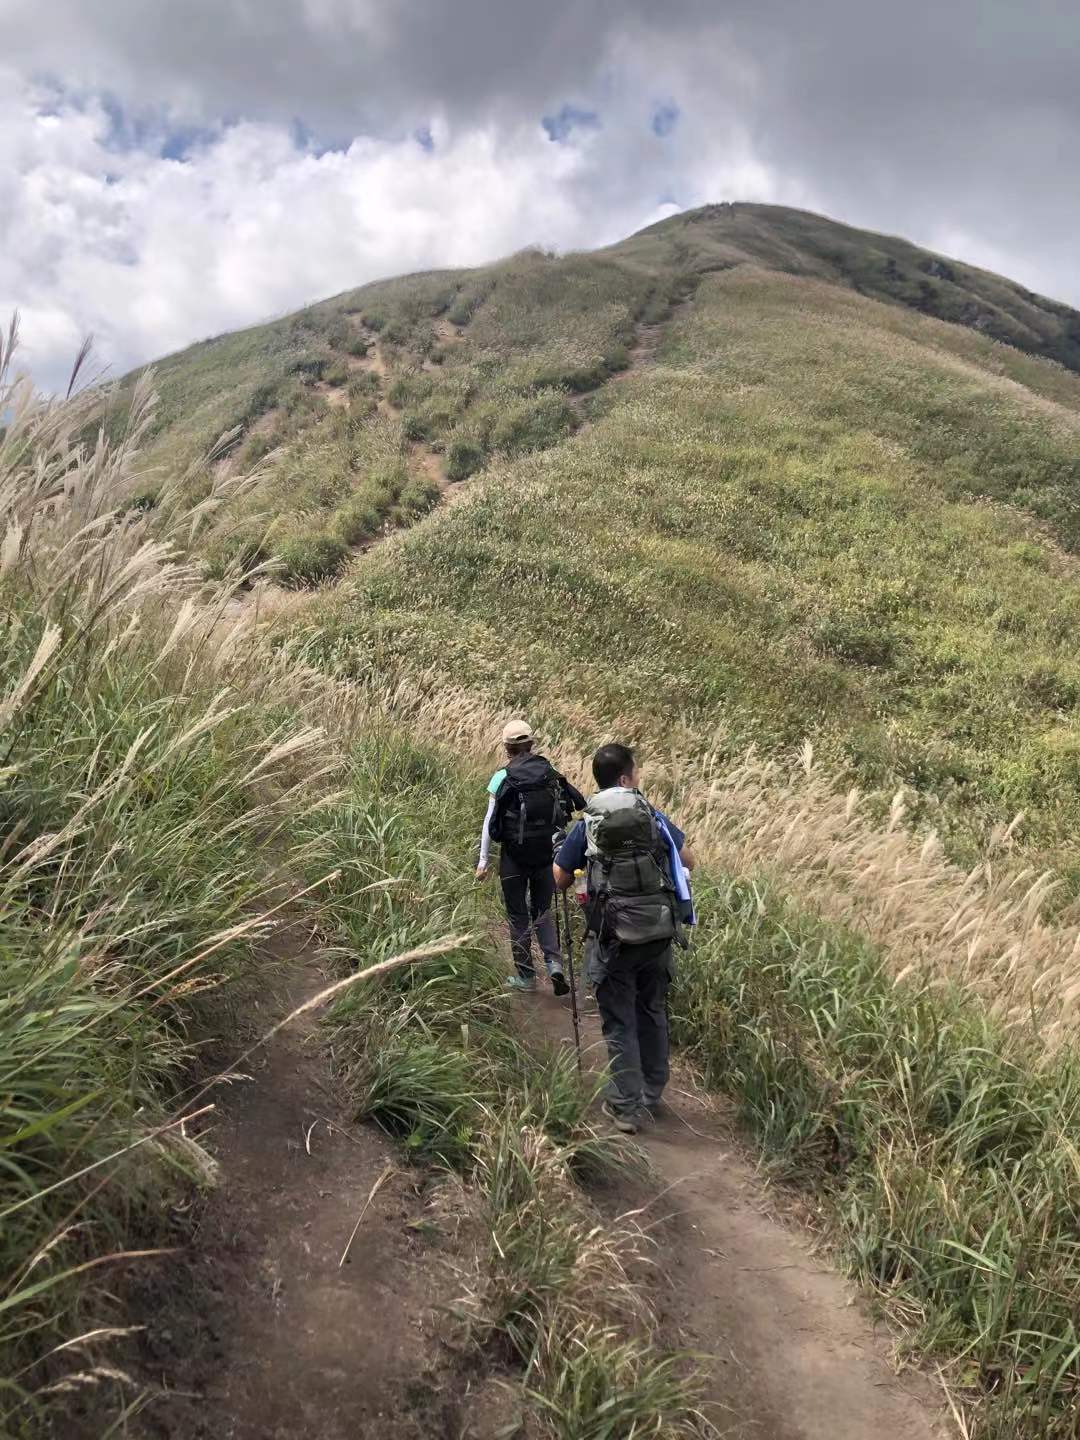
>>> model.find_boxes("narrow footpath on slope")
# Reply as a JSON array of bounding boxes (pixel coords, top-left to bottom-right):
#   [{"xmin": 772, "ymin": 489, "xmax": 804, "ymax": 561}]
[
  {"xmin": 526, "ymin": 983, "xmax": 949, "ymax": 1440},
  {"xmin": 103, "ymin": 921, "xmax": 949, "ymax": 1440},
  {"xmin": 95, "ymin": 928, "xmax": 516, "ymax": 1440}
]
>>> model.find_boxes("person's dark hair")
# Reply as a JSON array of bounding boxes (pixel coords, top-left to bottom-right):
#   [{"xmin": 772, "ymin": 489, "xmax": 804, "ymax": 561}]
[
  {"xmin": 592, "ymin": 742, "xmax": 635, "ymax": 789},
  {"xmin": 505, "ymin": 737, "xmax": 534, "ymax": 758}
]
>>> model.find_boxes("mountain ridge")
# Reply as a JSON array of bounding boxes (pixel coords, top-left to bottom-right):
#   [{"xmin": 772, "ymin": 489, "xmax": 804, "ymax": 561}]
[
  {"xmin": 123, "ymin": 200, "xmax": 1080, "ymax": 410},
  {"xmin": 618, "ymin": 201, "xmax": 1080, "ymax": 373}
]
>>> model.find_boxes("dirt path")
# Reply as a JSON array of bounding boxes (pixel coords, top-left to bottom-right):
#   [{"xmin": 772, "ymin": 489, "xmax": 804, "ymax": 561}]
[
  {"xmin": 116, "ymin": 936, "xmax": 488, "ymax": 1440},
  {"xmin": 527, "ymin": 986, "xmax": 949, "ymax": 1440},
  {"xmin": 113, "ymin": 933, "xmax": 947, "ymax": 1440}
]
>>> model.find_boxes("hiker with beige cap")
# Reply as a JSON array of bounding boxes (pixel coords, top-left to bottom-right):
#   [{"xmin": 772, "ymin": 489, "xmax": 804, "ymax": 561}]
[{"xmin": 477, "ymin": 719, "xmax": 585, "ymax": 993}]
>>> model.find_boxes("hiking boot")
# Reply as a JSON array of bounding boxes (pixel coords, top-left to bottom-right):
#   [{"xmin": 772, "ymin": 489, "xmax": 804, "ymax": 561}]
[
  {"xmin": 603, "ymin": 1103, "xmax": 641, "ymax": 1135},
  {"xmin": 551, "ymin": 971, "xmax": 570, "ymax": 997},
  {"xmin": 505, "ymin": 974, "xmax": 537, "ymax": 993}
]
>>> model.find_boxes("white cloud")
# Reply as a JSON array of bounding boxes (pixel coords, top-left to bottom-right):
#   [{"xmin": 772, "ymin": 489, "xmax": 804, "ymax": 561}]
[{"xmin": 0, "ymin": 65, "xmax": 782, "ymax": 392}]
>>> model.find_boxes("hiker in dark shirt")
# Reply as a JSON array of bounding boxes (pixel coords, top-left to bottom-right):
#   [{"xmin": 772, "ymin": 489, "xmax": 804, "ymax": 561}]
[
  {"xmin": 554, "ymin": 742, "xmax": 695, "ymax": 1133},
  {"xmin": 477, "ymin": 719, "xmax": 585, "ymax": 994}
]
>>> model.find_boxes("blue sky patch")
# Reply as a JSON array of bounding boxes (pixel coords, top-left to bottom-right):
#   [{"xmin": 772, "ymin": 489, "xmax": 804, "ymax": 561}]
[
  {"xmin": 542, "ymin": 103, "xmax": 601, "ymax": 143},
  {"xmin": 161, "ymin": 124, "xmax": 218, "ymax": 161},
  {"xmin": 36, "ymin": 82, "xmax": 222, "ymax": 162},
  {"xmin": 415, "ymin": 124, "xmax": 434, "ymax": 152},
  {"xmin": 100, "ymin": 92, "xmax": 154, "ymax": 153},
  {"xmin": 291, "ymin": 117, "xmax": 352, "ymax": 156},
  {"xmin": 651, "ymin": 101, "xmax": 680, "ymax": 138}
]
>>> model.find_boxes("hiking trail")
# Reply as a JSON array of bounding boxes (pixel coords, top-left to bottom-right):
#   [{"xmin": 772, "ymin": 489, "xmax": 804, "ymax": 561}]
[
  {"xmin": 101, "ymin": 929, "xmax": 517, "ymax": 1440},
  {"xmin": 82, "ymin": 921, "xmax": 951, "ymax": 1439},
  {"xmin": 527, "ymin": 984, "xmax": 950, "ymax": 1440}
]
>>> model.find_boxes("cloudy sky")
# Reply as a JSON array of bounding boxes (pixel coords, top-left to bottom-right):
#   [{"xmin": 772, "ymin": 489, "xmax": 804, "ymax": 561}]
[{"xmin": 4, "ymin": 0, "xmax": 1079, "ymax": 391}]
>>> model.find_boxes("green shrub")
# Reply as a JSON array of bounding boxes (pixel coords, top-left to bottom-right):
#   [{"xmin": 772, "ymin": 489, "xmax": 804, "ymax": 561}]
[
  {"xmin": 491, "ymin": 391, "xmax": 576, "ymax": 456},
  {"xmin": 812, "ymin": 615, "xmax": 897, "ymax": 666},
  {"xmin": 238, "ymin": 379, "xmax": 281, "ymax": 425},
  {"xmin": 288, "ymin": 353, "xmax": 328, "ymax": 381},
  {"xmin": 402, "ymin": 395, "xmax": 459, "ymax": 441},
  {"xmin": 446, "ymin": 282, "xmax": 494, "ymax": 327},
  {"xmin": 317, "ymin": 316, "xmax": 351, "ymax": 351},
  {"xmin": 603, "ymin": 342, "xmax": 631, "ymax": 374},
  {"xmin": 412, "ymin": 325, "xmax": 438, "ymax": 357},
  {"xmin": 347, "ymin": 373, "xmax": 381, "ymax": 406},
  {"xmin": 446, "ymin": 434, "xmax": 487, "ymax": 482},
  {"xmin": 1007, "ymin": 540, "xmax": 1046, "ymax": 569},
  {"xmin": 388, "ymin": 373, "xmax": 434, "ymax": 409},
  {"xmin": 394, "ymin": 476, "xmax": 440, "ymax": 520},
  {"xmin": 202, "ymin": 522, "xmax": 270, "ymax": 580},
  {"xmin": 355, "ymin": 370, "xmax": 381, "ymax": 395},
  {"xmin": 332, "ymin": 495, "xmax": 388, "ymax": 546},
  {"xmin": 524, "ymin": 347, "xmax": 631, "ymax": 395},
  {"xmin": 276, "ymin": 531, "xmax": 348, "ymax": 586},
  {"xmin": 426, "ymin": 285, "xmax": 458, "ymax": 317},
  {"xmin": 561, "ymin": 360, "xmax": 608, "ymax": 393}
]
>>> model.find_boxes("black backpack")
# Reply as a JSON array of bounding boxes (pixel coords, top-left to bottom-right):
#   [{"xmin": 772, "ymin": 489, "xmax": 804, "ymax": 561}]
[{"xmin": 490, "ymin": 754, "xmax": 571, "ymax": 861}]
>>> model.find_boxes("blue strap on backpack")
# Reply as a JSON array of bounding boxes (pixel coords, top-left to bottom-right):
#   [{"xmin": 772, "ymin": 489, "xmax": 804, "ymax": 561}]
[{"xmin": 656, "ymin": 815, "xmax": 695, "ymax": 927}]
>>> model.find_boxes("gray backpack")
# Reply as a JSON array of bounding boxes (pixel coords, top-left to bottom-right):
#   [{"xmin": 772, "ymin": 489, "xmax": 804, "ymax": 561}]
[{"xmin": 584, "ymin": 788, "xmax": 678, "ymax": 946}]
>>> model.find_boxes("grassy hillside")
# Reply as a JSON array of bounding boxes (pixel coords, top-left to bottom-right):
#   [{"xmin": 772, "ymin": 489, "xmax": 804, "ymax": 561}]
[
  {"xmin": 118, "ymin": 202, "xmax": 1080, "ymax": 597},
  {"xmin": 105, "ymin": 200, "xmax": 1080, "ymax": 870},
  {"xmin": 290, "ymin": 257, "xmax": 1080, "ymax": 884},
  {"xmin": 625, "ymin": 203, "xmax": 1080, "ymax": 374},
  {"xmin": 121, "ymin": 203, "xmax": 1080, "ymax": 480},
  {"xmin": 54, "ymin": 204, "xmax": 1080, "ymax": 1435},
  {"xmin": 273, "ymin": 224, "xmax": 1080, "ymax": 1436}
]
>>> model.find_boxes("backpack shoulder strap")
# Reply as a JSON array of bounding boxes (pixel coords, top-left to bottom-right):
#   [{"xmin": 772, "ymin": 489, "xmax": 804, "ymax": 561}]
[
  {"xmin": 488, "ymin": 775, "xmax": 513, "ymax": 841},
  {"xmin": 557, "ymin": 773, "xmax": 586, "ymax": 812}
]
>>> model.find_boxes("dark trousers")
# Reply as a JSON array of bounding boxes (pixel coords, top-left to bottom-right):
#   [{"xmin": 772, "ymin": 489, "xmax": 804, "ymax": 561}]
[
  {"xmin": 499, "ymin": 850, "xmax": 563, "ymax": 979},
  {"xmin": 588, "ymin": 936, "xmax": 672, "ymax": 1114}
]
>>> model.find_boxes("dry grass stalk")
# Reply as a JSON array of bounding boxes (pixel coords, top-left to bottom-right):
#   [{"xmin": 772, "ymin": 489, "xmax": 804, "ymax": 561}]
[{"xmin": 300, "ymin": 662, "xmax": 1080, "ymax": 1041}]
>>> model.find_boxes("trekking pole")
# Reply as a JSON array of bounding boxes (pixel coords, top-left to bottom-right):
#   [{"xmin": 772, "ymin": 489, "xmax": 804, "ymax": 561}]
[
  {"xmin": 558, "ymin": 829, "xmax": 567, "ymax": 961},
  {"xmin": 561, "ymin": 886, "xmax": 583, "ymax": 1074}
]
